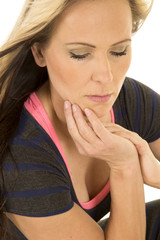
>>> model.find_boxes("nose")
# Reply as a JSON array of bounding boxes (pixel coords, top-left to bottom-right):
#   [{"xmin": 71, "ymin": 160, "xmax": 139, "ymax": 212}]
[{"xmin": 91, "ymin": 56, "xmax": 113, "ymax": 83}]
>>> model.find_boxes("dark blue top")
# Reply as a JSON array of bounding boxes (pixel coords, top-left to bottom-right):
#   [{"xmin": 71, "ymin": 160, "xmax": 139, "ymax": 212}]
[{"xmin": 2, "ymin": 77, "xmax": 160, "ymax": 239}]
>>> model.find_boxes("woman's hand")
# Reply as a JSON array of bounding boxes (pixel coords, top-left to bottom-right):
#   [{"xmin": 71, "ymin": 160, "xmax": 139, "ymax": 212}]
[
  {"xmin": 105, "ymin": 123, "xmax": 160, "ymax": 188},
  {"xmin": 64, "ymin": 101, "xmax": 139, "ymax": 172}
]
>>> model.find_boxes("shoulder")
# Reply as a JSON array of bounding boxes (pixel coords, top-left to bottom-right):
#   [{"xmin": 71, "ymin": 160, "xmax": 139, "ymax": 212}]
[
  {"xmin": 9, "ymin": 107, "xmax": 64, "ymax": 162},
  {"xmin": 3, "ymin": 107, "xmax": 73, "ymax": 217},
  {"xmin": 114, "ymin": 77, "xmax": 160, "ymax": 142},
  {"xmin": 119, "ymin": 77, "xmax": 159, "ymax": 101},
  {"xmin": 4, "ymin": 107, "xmax": 69, "ymax": 182}
]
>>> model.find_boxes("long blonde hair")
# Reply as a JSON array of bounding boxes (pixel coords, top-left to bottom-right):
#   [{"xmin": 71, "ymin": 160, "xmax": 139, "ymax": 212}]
[
  {"xmin": 0, "ymin": 0, "xmax": 153, "ymax": 98},
  {"xmin": 129, "ymin": 0, "xmax": 154, "ymax": 33},
  {"xmin": 0, "ymin": 0, "xmax": 154, "ymax": 238}
]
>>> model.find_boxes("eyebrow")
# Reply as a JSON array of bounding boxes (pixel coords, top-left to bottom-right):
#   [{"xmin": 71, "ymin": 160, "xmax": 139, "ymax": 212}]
[{"xmin": 66, "ymin": 39, "xmax": 131, "ymax": 48}]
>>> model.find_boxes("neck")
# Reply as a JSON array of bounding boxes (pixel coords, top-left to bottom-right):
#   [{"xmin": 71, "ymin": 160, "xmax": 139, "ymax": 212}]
[
  {"xmin": 36, "ymin": 81, "xmax": 113, "ymax": 143},
  {"xmin": 36, "ymin": 82, "xmax": 72, "ymax": 140}
]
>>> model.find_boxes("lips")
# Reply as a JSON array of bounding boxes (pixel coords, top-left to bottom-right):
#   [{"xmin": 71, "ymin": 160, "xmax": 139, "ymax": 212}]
[{"xmin": 86, "ymin": 94, "xmax": 112, "ymax": 103}]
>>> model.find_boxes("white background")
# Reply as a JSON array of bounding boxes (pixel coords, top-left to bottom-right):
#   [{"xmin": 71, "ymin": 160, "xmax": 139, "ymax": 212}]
[{"xmin": 0, "ymin": 0, "xmax": 159, "ymax": 202}]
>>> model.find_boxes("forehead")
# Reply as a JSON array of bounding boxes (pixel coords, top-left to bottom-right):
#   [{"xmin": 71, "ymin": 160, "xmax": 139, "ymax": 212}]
[{"xmin": 52, "ymin": 0, "xmax": 132, "ymax": 45}]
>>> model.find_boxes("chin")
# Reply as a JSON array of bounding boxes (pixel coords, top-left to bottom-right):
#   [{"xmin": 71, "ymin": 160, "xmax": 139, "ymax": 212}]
[
  {"xmin": 82, "ymin": 103, "xmax": 112, "ymax": 124},
  {"xmin": 91, "ymin": 103, "xmax": 111, "ymax": 114}
]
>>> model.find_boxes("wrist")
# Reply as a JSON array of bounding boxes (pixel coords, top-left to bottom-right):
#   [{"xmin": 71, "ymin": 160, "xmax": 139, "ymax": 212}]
[
  {"xmin": 144, "ymin": 160, "xmax": 160, "ymax": 188},
  {"xmin": 108, "ymin": 160, "xmax": 146, "ymax": 240},
  {"xmin": 110, "ymin": 158, "xmax": 141, "ymax": 176}
]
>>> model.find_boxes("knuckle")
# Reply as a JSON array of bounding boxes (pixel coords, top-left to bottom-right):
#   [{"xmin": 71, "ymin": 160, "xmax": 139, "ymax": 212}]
[
  {"xmin": 133, "ymin": 132, "xmax": 138, "ymax": 137},
  {"xmin": 132, "ymin": 132, "xmax": 141, "ymax": 139},
  {"xmin": 142, "ymin": 138, "xmax": 147, "ymax": 144},
  {"xmin": 141, "ymin": 139, "xmax": 148, "ymax": 148}
]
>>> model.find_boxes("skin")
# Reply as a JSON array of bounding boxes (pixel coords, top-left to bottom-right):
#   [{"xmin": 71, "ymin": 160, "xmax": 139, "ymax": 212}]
[
  {"xmin": 105, "ymin": 123, "xmax": 160, "ymax": 188},
  {"xmin": 6, "ymin": 0, "xmax": 159, "ymax": 239},
  {"xmin": 32, "ymin": 0, "xmax": 132, "ymax": 127},
  {"xmin": 32, "ymin": 0, "xmax": 160, "ymax": 187}
]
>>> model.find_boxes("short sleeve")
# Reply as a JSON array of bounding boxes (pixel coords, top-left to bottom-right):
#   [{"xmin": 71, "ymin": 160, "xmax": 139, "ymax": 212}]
[
  {"xmin": 3, "ymin": 114, "xmax": 73, "ymax": 217},
  {"xmin": 138, "ymin": 82, "xmax": 160, "ymax": 142},
  {"xmin": 114, "ymin": 78, "xmax": 160, "ymax": 143}
]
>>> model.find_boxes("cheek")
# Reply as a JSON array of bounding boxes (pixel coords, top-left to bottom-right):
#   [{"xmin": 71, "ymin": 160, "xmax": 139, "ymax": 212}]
[
  {"xmin": 115, "ymin": 54, "xmax": 132, "ymax": 79},
  {"xmin": 125, "ymin": 53, "xmax": 132, "ymax": 71},
  {"xmin": 46, "ymin": 55, "xmax": 70, "ymax": 83},
  {"xmin": 125, "ymin": 49, "xmax": 132, "ymax": 70},
  {"xmin": 46, "ymin": 55, "xmax": 91, "ymax": 92},
  {"xmin": 112, "ymin": 54, "xmax": 132, "ymax": 94},
  {"xmin": 45, "ymin": 54, "xmax": 91, "ymax": 104}
]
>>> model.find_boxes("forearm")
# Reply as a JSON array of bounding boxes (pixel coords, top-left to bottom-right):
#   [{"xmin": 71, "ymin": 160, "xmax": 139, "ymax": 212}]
[{"xmin": 105, "ymin": 161, "xmax": 146, "ymax": 240}]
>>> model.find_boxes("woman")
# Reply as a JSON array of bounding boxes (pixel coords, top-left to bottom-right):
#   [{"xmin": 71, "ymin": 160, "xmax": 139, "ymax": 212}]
[{"xmin": 0, "ymin": 0, "xmax": 160, "ymax": 239}]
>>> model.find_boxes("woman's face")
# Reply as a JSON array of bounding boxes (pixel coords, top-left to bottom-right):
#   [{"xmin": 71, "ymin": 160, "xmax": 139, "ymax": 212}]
[{"xmin": 35, "ymin": 0, "xmax": 132, "ymax": 122}]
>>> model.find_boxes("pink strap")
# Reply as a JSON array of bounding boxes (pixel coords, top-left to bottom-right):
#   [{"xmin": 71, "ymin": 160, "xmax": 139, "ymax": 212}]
[{"xmin": 24, "ymin": 93, "xmax": 115, "ymax": 209}]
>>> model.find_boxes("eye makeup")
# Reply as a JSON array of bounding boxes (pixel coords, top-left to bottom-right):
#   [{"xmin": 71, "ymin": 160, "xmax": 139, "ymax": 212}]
[
  {"xmin": 69, "ymin": 52, "xmax": 90, "ymax": 60},
  {"xmin": 109, "ymin": 45, "xmax": 130, "ymax": 57},
  {"xmin": 67, "ymin": 47, "xmax": 93, "ymax": 61},
  {"xmin": 66, "ymin": 41, "xmax": 131, "ymax": 61}
]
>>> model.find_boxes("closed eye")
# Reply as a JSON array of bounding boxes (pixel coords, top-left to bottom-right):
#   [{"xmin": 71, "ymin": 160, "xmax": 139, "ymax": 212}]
[
  {"xmin": 69, "ymin": 48, "xmax": 128, "ymax": 61},
  {"xmin": 110, "ymin": 50, "xmax": 127, "ymax": 57},
  {"xmin": 70, "ymin": 52, "xmax": 90, "ymax": 60}
]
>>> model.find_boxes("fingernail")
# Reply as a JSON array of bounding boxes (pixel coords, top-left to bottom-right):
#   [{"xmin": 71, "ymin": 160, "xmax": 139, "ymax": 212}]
[
  {"xmin": 84, "ymin": 108, "xmax": 92, "ymax": 116},
  {"xmin": 64, "ymin": 101, "xmax": 70, "ymax": 109},
  {"xmin": 72, "ymin": 104, "xmax": 77, "ymax": 112}
]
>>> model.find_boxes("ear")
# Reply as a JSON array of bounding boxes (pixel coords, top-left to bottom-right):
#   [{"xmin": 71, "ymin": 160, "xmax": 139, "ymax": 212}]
[{"xmin": 31, "ymin": 43, "xmax": 46, "ymax": 67}]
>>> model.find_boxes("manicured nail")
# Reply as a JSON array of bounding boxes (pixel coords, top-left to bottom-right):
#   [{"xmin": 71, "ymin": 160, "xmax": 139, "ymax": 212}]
[
  {"xmin": 84, "ymin": 108, "xmax": 92, "ymax": 116},
  {"xmin": 64, "ymin": 101, "xmax": 70, "ymax": 109},
  {"xmin": 72, "ymin": 104, "xmax": 77, "ymax": 112}
]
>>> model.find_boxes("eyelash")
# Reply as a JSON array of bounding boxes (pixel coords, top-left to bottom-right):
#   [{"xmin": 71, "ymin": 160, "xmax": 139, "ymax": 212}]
[
  {"xmin": 70, "ymin": 50, "xmax": 127, "ymax": 61},
  {"xmin": 70, "ymin": 53, "xmax": 90, "ymax": 60},
  {"xmin": 110, "ymin": 50, "xmax": 127, "ymax": 57}
]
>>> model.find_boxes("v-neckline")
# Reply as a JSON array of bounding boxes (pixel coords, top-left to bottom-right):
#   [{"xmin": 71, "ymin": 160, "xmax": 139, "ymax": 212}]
[{"xmin": 24, "ymin": 92, "xmax": 115, "ymax": 209}]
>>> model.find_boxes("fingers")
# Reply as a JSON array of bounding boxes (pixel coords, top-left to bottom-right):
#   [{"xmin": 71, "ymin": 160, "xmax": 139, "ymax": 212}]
[
  {"xmin": 64, "ymin": 101, "xmax": 104, "ymax": 156},
  {"xmin": 104, "ymin": 123, "xmax": 126, "ymax": 133},
  {"xmin": 64, "ymin": 101, "xmax": 98, "ymax": 142},
  {"xmin": 64, "ymin": 102, "xmax": 141, "ymax": 167},
  {"xmin": 71, "ymin": 104, "xmax": 98, "ymax": 143},
  {"xmin": 84, "ymin": 108, "xmax": 112, "ymax": 143},
  {"xmin": 64, "ymin": 101, "xmax": 89, "ymax": 147},
  {"xmin": 105, "ymin": 123, "xmax": 148, "ymax": 156}
]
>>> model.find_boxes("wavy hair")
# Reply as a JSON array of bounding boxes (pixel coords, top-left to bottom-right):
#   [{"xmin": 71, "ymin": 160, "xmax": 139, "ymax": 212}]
[{"xmin": 0, "ymin": 0, "xmax": 154, "ymax": 238}]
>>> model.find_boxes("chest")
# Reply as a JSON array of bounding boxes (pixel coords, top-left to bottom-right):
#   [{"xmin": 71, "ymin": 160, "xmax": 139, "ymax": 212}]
[{"xmin": 61, "ymin": 142, "xmax": 110, "ymax": 203}]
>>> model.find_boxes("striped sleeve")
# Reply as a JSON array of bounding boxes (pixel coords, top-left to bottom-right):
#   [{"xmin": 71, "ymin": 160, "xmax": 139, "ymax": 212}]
[
  {"xmin": 114, "ymin": 77, "xmax": 160, "ymax": 142},
  {"xmin": 3, "ymin": 113, "xmax": 73, "ymax": 217}
]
